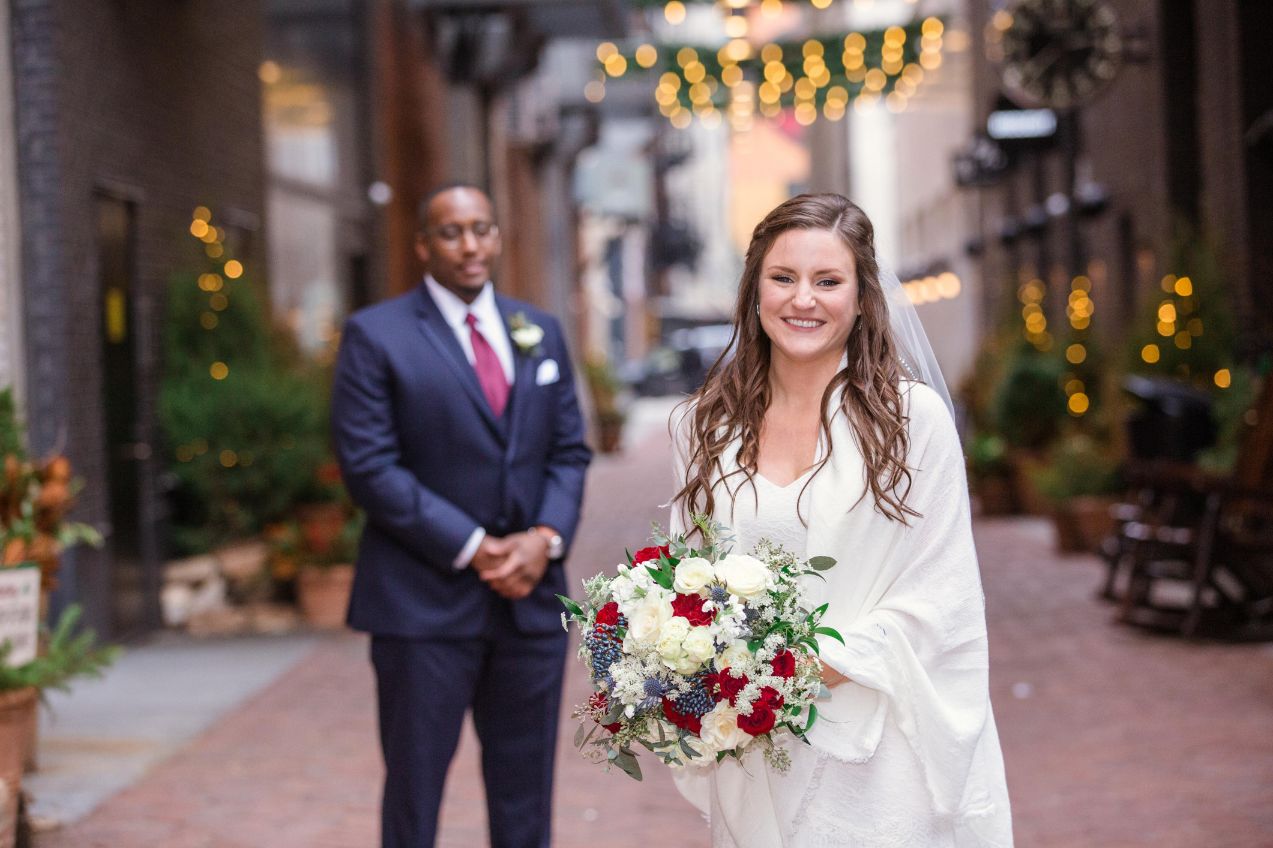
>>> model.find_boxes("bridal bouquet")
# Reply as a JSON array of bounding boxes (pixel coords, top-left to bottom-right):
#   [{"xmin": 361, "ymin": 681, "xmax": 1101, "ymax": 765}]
[{"xmin": 558, "ymin": 517, "xmax": 841, "ymax": 780}]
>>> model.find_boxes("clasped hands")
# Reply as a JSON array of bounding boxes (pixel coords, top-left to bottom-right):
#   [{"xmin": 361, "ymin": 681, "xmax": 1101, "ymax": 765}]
[{"xmin": 471, "ymin": 531, "xmax": 552, "ymax": 600}]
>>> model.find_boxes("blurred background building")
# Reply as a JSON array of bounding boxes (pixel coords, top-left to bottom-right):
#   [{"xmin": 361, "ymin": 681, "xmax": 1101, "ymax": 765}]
[{"xmin": 0, "ymin": 0, "xmax": 1268, "ymax": 639}]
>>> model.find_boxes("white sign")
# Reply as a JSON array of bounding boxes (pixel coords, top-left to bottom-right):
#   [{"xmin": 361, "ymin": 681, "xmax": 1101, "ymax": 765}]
[
  {"xmin": 0, "ymin": 566, "xmax": 40, "ymax": 667},
  {"xmin": 988, "ymin": 109, "xmax": 1058, "ymax": 141}
]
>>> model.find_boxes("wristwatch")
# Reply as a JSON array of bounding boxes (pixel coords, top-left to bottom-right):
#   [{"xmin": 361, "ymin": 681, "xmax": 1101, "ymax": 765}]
[{"xmin": 530, "ymin": 526, "xmax": 565, "ymax": 560}]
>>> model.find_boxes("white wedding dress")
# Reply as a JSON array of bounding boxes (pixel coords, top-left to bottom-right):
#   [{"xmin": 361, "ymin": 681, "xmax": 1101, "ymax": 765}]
[{"xmin": 669, "ymin": 383, "xmax": 1014, "ymax": 847}]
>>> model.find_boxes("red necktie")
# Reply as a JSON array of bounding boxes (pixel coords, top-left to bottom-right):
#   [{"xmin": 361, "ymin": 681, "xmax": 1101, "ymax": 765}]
[{"xmin": 466, "ymin": 313, "xmax": 510, "ymax": 417}]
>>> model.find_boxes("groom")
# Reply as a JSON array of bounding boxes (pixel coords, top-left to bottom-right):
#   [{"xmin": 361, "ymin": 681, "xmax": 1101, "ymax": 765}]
[{"xmin": 331, "ymin": 184, "xmax": 591, "ymax": 848}]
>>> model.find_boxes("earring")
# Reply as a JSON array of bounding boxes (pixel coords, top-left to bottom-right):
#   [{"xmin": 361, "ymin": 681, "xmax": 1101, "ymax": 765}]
[{"xmin": 755, "ymin": 303, "xmax": 761, "ymax": 317}]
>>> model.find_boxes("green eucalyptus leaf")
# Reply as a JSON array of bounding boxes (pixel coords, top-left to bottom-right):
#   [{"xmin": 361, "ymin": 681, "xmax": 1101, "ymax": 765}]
[
  {"xmin": 613, "ymin": 748, "xmax": 643, "ymax": 781},
  {"xmin": 808, "ymin": 556, "xmax": 837, "ymax": 571},
  {"xmin": 557, "ymin": 595, "xmax": 584, "ymax": 619},
  {"xmin": 813, "ymin": 626, "xmax": 845, "ymax": 645}
]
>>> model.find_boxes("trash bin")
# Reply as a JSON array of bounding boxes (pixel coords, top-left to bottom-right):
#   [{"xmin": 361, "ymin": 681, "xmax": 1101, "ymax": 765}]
[{"xmin": 1122, "ymin": 375, "xmax": 1217, "ymax": 461}]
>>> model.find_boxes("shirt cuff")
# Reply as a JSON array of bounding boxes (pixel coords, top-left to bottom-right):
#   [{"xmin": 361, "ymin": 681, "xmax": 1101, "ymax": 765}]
[{"xmin": 454, "ymin": 527, "xmax": 486, "ymax": 570}]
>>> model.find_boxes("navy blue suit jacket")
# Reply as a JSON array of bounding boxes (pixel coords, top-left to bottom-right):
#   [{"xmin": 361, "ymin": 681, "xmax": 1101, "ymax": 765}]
[{"xmin": 331, "ymin": 284, "xmax": 591, "ymax": 639}]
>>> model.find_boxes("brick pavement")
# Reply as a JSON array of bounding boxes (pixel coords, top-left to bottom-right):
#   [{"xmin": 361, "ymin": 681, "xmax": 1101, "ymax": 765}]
[{"xmin": 37, "ymin": 432, "xmax": 1273, "ymax": 847}]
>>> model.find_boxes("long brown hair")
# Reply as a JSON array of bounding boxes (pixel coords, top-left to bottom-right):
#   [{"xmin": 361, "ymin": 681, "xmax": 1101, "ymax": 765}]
[{"xmin": 673, "ymin": 193, "xmax": 917, "ymax": 527}]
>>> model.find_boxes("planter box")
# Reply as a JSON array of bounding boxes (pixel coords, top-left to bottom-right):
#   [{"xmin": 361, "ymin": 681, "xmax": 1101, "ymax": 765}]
[
  {"xmin": 0, "ymin": 687, "xmax": 37, "ymax": 848},
  {"xmin": 974, "ymin": 476, "xmax": 1017, "ymax": 516},
  {"xmin": 297, "ymin": 564, "xmax": 354, "ymax": 630},
  {"xmin": 1052, "ymin": 496, "xmax": 1118, "ymax": 555},
  {"xmin": 1009, "ymin": 451, "xmax": 1052, "ymax": 516},
  {"xmin": 597, "ymin": 418, "xmax": 624, "ymax": 454}
]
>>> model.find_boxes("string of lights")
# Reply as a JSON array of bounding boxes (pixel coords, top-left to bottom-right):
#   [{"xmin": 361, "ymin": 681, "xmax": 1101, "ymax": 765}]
[
  {"xmin": 175, "ymin": 205, "xmax": 252, "ymax": 468},
  {"xmin": 1139, "ymin": 272, "xmax": 1230, "ymax": 390},
  {"xmin": 590, "ymin": 17, "xmax": 944, "ymax": 127}
]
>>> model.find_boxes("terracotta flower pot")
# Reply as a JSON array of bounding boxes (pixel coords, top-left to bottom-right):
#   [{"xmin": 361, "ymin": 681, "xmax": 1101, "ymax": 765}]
[
  {"xmin": 1050, "ymin": 496, "xmax": 1117, "ymax": 555},
  {"xmin": 1050, "ymin": 505, "xmax": 1087, "ymax": 554},
  {"xmin": 296, "ymin": 564, "xmax": 354, "ymax": 630},
  {"xmin": 1009, "ymin": 451, "xmax": 1052, "ymax": 516},
  {"xmin": 1069, "ymin": 495, "xmax": 1117, "ymax": 553},
  {"xmin": 597, "ymin": 417, "xmax": 624, "ymax": 454},
  {"xmin": 0, "ymin": 687, "xmax": 38, "ymax": 848},
  {"xmin": 296, "ymin": 503, "xmax": 348, "ymax": 556},
  {"xmin": 975, "ymin": 476, "xmax": 1017, "ymax": 516}
]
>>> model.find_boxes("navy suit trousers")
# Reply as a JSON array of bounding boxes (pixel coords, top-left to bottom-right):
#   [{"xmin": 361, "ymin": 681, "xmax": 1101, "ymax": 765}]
[{"xmin": 371, "ymin": 601, "xmax": 568, "ymax": 848}]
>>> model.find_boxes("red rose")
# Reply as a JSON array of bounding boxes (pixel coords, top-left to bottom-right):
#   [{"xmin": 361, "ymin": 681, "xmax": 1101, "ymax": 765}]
[
  {"xmin": 710, "ymin": 669, "xmax": 749, "ymax": 705},
  {"xmin": 756, "ymin": 685, "xmax": 785, "ymax": 711},
  {"xmin": 633, "ymin": 545, "xmax": 671, "ymax": 564},
  {"xmin": 770, "ymin": 650, "xmax": 796, "ymax": 679},
  {"xmin": 671, "ymin": 593, "xmax": 716, "ymax": 626},
  {"xmin": 662, "ymin": 698, "xmax": 702, "ymax": 735},
  {"xmin": 589, "ymin": 692, "xmax": 621, "ymax": 733},
  {"xmin": 737, "ymin": 705, "xmax": 776, "ymax": 736},
  {"xmin": 595, "ymin": 602, "xmax": 620, "ymax": 627}
]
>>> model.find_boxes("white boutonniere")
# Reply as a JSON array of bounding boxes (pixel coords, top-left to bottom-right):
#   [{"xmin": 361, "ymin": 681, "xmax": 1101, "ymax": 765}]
[{"xmin": 509, "ymin": 312, "xmax": 545, "ymax": 356}]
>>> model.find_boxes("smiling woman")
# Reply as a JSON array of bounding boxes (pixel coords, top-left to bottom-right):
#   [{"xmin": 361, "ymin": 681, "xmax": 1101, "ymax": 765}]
[
  {"xmin": 676, "ymin": 193, "xmax": 916, "ymax": 526},
  {"xmin": 667, "ymin": 193, "xmax": 1012, "ymax": 847},
  {"xmin": 758, "ymin": 229, "xmax": 861, "ymax": 368}
]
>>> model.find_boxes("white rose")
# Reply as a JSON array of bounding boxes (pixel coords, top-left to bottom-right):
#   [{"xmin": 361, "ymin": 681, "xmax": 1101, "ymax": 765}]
[
  {"xmin": 627, "ymin": 590, "xmax": 673, "ymax": 645},
  {"xmin": 719, "ymin": 639, "xmax": 752, "ymax": 670},
  {"xmin": 627, "ymin": 566, "xmax": 654, "ymax": 591},
  {"xmin": 699, "ymin": 703, "xmax": 752, "ymax": 753},
  {"xmin": 714, "ymin": 554, "xmax": 772, "ymax": 599},
  {"xmin": 673, "ymin": 557, "xmax": 716, "ymax": 595},
  {"xmin": 682, "ymin": 627, "xmax": 717, "ymax": 665},
  {"xmin": 511, "ymin": 324, "xmax": 544, "ymax": 349},
  {"xmin": 656, "ymin": 616, "xmax": 692, "ymax": 649},
  {"xmin": 668, "ymin": 654, "xmax": 701, "ymax": 675}
]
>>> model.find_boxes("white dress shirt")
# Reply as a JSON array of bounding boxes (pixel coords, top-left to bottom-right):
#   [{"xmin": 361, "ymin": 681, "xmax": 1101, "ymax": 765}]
[
  {"xmin": 422, "ymin": 275, "xmax": 516, "ymax": 570},
  {"xmin": 423, "ymin": 275, "xmax": 515, "ymax": 385}
]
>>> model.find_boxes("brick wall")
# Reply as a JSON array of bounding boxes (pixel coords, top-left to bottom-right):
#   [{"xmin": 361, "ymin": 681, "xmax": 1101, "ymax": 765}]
[
  {"xmin": 12, "ymin": 0, "xmax": 266, "ymax": 636},
  {"xmin": 965, "ymin": 0, "xmax": 1268, "ymax": 349}
]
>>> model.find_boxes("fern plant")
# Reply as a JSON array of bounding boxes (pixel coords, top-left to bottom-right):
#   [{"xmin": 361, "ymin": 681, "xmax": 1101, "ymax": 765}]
[{"xmin": 0, "ymin": 604, "xmax": 119, "ymax": 698}]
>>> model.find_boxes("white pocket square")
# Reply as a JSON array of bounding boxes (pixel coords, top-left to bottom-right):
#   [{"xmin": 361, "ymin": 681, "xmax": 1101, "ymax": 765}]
[{"xmin": 535, "ymin": 359, "xmax": 560, "ymax": 386}]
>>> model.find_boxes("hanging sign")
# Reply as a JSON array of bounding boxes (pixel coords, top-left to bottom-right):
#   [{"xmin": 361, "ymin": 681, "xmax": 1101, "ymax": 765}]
[{"xmin": 0, "ymin": 564, "xmax": 41, "ymax": 667}]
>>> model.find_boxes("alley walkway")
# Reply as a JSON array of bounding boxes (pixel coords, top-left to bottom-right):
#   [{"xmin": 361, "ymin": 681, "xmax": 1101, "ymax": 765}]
[{"xmin": 36, "ymin": 428, "xmax": 1273, "ymax": 847}]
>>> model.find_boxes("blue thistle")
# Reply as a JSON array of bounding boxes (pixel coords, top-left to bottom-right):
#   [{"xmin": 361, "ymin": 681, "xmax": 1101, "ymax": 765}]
[
  {"xmin": 639, "ymin": 677, "xmax": 669, "ymax": 711},
  {"xmin": 584, "ymin": 622, "xmax": 623, "ymax": 681},
  {"xmin": 673, "ymin": 669, "xmax": 716, "ymax": 718}
]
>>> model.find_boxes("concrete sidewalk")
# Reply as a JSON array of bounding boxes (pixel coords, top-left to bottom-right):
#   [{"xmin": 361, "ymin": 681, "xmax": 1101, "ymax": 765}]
[
  {"xmin": 31, "ymin": 425, "xmax": 1273, "ymax": 847},
  {"xmin": 25, "ymin": 632, "xmax": 321, "ymax": 828}
]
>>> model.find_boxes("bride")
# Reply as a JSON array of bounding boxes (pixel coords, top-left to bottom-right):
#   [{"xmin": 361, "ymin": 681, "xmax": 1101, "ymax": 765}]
[{"xmin": 668, "ymin": 194, "xmax": 1013, "ymax": 846}]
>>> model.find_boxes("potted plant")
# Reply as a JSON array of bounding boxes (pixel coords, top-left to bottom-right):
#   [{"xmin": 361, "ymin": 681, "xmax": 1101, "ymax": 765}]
[
  {"xmin": 0, "ymin": 390, "xmax": 102, "ymax": 610},
  {"xmin": 159, "ymin": 272, "xmax": 329, "ymax": 559},
  {"xmin": 966, "ymin": 433, "xmax": 1017, "ymax": 515},
  {"xmin": 584, "ymin": 356, "xmax": 626, "ymax": 453},
  {"xmin": 0, "ymin": 604, "xmax": 117, "ymax": 847},
  {"xmin": 0, "ymin": 388, "xmax": 105, "ymax": 779},
  {"xmin": 1030, "ymin": 434, "xmax": 1123, "ymax": 554},
  {"xmin": 992, "ymin": 347, "xmax": 1069, "ymax": 514},
  {"xmin": 270, "ymin": 509, "xmax": 363, "ymax": 629},
  {"xmin": 292, "ymin": 460, "xmax": 350, "ymax": 558}
]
